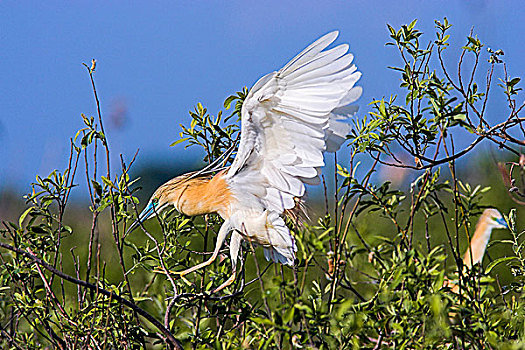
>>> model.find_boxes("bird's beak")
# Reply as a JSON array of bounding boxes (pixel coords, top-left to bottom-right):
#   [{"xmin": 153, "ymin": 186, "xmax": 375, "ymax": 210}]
[
  {"xmin": 496, "ymin": 217, "xmax": 508, "ymax": 228},
  {"xmin": 126, "ymin": 202, "xmax": 157, "ymax": 234}
]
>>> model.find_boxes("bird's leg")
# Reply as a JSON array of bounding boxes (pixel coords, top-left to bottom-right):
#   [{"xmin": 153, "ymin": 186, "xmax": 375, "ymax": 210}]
[
  {"xmin": 175, "ymin": 219, "xmax": 231, "ymax": 277},
  {"xmin": 212, "ymin": 272, "xmax": 236, "ymax": 293},
  {"xmin": 212, "ymin": 231, "xmax": 242, "ymax": 293}
]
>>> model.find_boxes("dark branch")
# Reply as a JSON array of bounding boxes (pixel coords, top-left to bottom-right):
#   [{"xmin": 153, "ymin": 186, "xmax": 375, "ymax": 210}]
[{"xmin": 0, "ymin": 241, "xmax": 183, "ymax": 350}]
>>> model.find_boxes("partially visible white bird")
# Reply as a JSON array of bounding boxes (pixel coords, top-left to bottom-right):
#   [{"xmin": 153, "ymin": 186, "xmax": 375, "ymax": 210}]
[
  {"xmin": 130, "ymin": 31, "xmax": 362, "ymax": 291},
  {"xmin": 462, "ymin": 209, "xmax": 508, "ymax": 267},
  {"xmin": 447, "ymin": 208, "xmax": 508, "ymax": 294}
]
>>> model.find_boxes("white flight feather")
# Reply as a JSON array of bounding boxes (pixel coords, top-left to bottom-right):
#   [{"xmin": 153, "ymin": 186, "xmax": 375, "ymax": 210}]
[{"xmin": 224, "ymin": 31, "xmax": 361, "ymax": 265}]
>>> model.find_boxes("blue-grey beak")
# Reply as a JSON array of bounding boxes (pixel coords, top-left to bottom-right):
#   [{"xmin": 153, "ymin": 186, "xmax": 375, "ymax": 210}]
[
  {"xmin": 126, "ymin": 202, "xmax": 157, "ymax": 234},
  {"xmin": 496, "ymin": 217, "xmax": 508, "ymax": 228}
]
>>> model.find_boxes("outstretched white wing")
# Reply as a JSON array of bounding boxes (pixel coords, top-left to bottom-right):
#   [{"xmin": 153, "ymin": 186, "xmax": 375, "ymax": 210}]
[{"xmin": 226, "ymin": 31, "xmax": 362, "ymax": 214}]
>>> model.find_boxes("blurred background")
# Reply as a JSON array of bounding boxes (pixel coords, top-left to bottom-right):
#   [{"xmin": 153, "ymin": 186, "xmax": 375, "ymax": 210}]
[
  {"xmin": 1, "ymin": 1, "xmax": 524, "ymax": 225},
  {"xmin": 3, "ymin": 4, "xmax": 525, "ymax": 345},
  {"xmin": 1, "ymin": 1, "xmax": 525, "ymax": 313}
]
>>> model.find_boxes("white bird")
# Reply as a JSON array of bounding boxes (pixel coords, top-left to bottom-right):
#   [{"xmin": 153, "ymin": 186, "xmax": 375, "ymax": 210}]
[
  {"xmin": 130, "ymin": 31, "xmax": 362, "ymax": 291},
  {"xmin": 446, "ymin": 208, "xmax": 508, "ymax": 294},
  {"xmin": 463, "ymin": 209, "xmax": 508, "ymax": 267}
]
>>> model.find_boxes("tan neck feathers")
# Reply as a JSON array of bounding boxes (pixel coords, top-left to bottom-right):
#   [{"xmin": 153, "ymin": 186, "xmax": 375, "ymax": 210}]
[
  {"xmin": 169, "ymin": 172, "xmax": 232, "ymax": 218},
  {"xmin": 463, "ymin": 219, "xmax": 491, "ymax": 268}
]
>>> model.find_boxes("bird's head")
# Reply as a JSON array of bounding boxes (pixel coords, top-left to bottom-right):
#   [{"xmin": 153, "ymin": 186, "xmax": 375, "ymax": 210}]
[
  {"xmin": 481, "ymin": 208, "xmax": 508, "ymax": 229},
  {"xmin": 127, "ymin": 173, "xmax": 195, "ymax": 233}
]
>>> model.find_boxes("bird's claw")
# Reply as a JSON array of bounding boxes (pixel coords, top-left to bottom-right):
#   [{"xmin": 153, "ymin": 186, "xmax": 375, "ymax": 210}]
[
  {"xmin": 152, "ymin": 268, "xmax": 193, "ymax": 286},
  {"xmin": 179, "ymin": 274, "xmax": 192, "ymax": 286},
  {"xmin": 169, "ymin": 270, "xmax": 193, "ymax": 286}
]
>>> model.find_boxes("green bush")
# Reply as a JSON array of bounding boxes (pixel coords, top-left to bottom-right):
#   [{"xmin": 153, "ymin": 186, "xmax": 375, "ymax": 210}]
[{"xmin": 1, "ymin": 19, "xmax": 525, "ymax": 349}]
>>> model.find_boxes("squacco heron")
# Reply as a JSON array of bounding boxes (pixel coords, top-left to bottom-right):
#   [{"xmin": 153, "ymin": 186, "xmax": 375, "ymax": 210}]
[
  {"xmin": 446, "ymin": 208, "xmax": 508, "ymax": 294},
  {"xmin": 130, "ymin": 31, "xmax": 362, "ymax": 291}
]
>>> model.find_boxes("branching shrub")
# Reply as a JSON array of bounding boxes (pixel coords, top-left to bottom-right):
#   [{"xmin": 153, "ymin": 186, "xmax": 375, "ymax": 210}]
[{"xmin": 1, "ymin": 19, "xmax": 525, "ymax": 349}]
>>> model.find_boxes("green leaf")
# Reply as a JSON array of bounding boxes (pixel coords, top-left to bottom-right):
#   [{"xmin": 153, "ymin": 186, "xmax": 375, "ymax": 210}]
[
  {"xmin": 408, "ymin": 19, "xmax": 418, "ymax": 30},
  {"xmin": 223, "ymin": 95, "xmax": 237, "ymax": 110},
  {"xmin": 283, "ymin": 307, "xmax": 294, "ymax": 324},
  {"xmin": 378, "ymin": 99, "xmax": 387, "ymax": 117},
  {"xmin": 101, "ymin": 176, "xmax": 117, "ymax": 189},
  {"xmin": 509, "ymin": 77, "xmax": 521, "ymax": 86},
  {"xmin": 18, "ymin": 207, "xmax": 34, "ymax": 228},
  {"xmin": 250, "ymin": 317, "xmax": 274, "ymax": 326},
  {"xmin": 170, "ymin": 138, "xmax": 189, "ymax": 147},
  {"xmin": 486, "ymin": 256, "xmax": 519, "ymax": 273}
]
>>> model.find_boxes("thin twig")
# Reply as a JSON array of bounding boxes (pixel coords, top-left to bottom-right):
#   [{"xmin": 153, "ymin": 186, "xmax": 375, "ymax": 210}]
[{"xmin": 0, "ymin": 241, "xmax": 183, "ymax": 349}]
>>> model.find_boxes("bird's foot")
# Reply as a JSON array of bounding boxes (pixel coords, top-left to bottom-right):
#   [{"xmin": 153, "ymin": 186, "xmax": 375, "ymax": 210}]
[
  {"xmin": 170, "ymin": 270, "xmax": 193, "ymax": 286},
  {"xmin": 178, "ymin": 274, "xmax": 192, "ymax": 286},
  {"xmin": 152, "ymin": 268, "xmax": 193, "ymax": 286},
  {"xmin": 211, "ymin": 273, "xmax": 236, "ymax": 294}
]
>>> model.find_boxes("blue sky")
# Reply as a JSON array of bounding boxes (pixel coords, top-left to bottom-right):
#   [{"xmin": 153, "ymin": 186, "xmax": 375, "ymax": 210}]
[{"xmin": 1, "ymin": 1, "xmax": 524, "ymax": 196}]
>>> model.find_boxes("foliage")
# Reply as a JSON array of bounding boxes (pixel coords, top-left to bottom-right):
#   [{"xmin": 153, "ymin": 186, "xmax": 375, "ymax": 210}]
[{"xmin": 1, "ymin": 19, "xmax": 525, "ymax": 349}]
